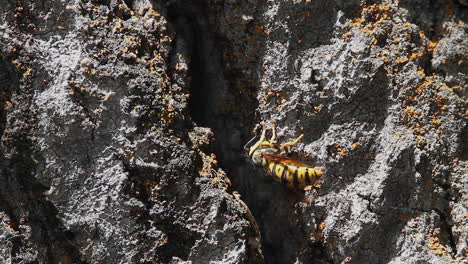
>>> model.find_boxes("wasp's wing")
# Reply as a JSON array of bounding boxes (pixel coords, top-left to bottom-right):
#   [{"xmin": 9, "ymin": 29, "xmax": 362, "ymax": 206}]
[{"xmin": 261, "ymin": 153, "xmax": 310, "ymax": 167}]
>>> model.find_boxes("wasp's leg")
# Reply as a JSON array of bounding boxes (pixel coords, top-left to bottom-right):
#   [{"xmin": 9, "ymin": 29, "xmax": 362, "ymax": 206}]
[
  {"xmin": 269, "ymin": 121, "xmax": 277, "ymax": 143},
  {"xmin": 260, "ymin": 121, "xmax": 277, "ymax": 147},
  {"xmin": 280, "ymin": 134, "xmax": 304, "ymax": 153},
  {"xmin": 259, "ymin": 141, "xmax": 276, "ymax": 148},
  {"xmin": 248, "ymin": 122, "xmax": 268, "ymax": 156}
]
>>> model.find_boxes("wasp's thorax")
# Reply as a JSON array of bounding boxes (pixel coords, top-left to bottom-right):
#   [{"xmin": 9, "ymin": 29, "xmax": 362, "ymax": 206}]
[{"xmin": 249, "ymin": 145, "xmax": 278, "ymax": 165}]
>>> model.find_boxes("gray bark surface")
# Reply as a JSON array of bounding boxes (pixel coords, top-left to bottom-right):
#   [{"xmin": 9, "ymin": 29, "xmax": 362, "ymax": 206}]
[{"xmin": 0, "ymin": 0, "xmax": 466, "ymax": 263}]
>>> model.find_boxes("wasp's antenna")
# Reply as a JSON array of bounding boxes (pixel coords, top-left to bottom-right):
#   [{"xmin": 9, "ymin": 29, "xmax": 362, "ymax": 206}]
[{"xmin": 243, "ymin": 135, "xmax": 258, "ymax": 151}]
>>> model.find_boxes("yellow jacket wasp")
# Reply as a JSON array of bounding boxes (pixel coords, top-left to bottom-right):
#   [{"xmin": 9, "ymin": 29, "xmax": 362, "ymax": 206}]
[{"xmin": 244, "ymin": 122, "xmax": 325, "ymax": 189}]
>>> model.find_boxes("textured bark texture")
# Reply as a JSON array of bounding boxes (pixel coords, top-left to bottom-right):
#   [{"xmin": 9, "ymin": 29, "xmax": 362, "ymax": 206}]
[{"xmin": 0, "ymin": 0, "xmax": 466, "ymax": 263}]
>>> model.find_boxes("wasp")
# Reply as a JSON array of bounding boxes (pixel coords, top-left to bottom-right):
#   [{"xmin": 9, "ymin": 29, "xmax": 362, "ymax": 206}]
[{"xmin": 245, "ymin": 122, "xmax": 325, "ymax": 189}]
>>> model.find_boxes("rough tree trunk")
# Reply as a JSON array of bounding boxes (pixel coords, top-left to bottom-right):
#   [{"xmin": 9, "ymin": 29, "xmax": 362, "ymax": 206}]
[{"xmin": 0, "ymin": 0, "xmax": 466, "ymax": 263}]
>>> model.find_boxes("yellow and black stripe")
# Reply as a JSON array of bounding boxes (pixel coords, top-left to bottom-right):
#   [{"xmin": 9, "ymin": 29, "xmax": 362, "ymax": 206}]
[{"xmin": 262, "ymin": 158, "xmax": 323, "ymax": 189}]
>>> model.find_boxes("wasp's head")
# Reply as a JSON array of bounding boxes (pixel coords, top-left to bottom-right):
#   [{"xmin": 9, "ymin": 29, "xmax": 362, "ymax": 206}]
[
  {"xmin": 250, "ymin": 148, "xmax": 263, "ymax": 165},
  {"xmin": 243, "ymin": 135, "xmax": 263, "ymax": 165},
  {"xmin": 244, "ymin": 123, "xmax": 279, "ymax": 165},
  {"xmin": 246, "ymin": 138, "xmax": 278, "ymax": 165}
]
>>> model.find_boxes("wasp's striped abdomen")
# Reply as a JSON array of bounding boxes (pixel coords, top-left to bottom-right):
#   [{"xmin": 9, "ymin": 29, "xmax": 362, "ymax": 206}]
[{"xmin": 262, "ymin": 157, "xmax": 323, "ymax": 189}]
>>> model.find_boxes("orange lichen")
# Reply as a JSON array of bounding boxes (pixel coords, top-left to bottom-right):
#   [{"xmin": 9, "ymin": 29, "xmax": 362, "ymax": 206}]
[
  {"xmin": 395, "ymin": 58, "xmax": 408, "ymax": 64},
  {"xmin": 408, "ymin": 52, "xmax": 425, "ymax": 61},
  {"xmin": 427, "ymin": 40, "xmax": 439, "ymax": 53},
  {"xmin": 427, "ymin": 235, "xmax": 449, "ymax": 256},
  {"xmin": 415, "ymin": 79, "xmax": 432, "ymax": 95},
  {"xmin": 417, "ymin": 68, "xmax": 425, "ymax": 77},
  {"xmin": 319, "ymin": 222, "xmax": 326, "ymax": 230},
  {"xmin": 403, "ymin": 107, "xmax": 420, "ymax": 122},
  {"xmin": 198, "ymin": 152, "xmax": 218, "ymax": 178},
  {"xmin": 349, "ymin": 4, "xmax": 393, "ymax": 36},
  {"xmin": 4, "ymin": 101, "xmax": 13, "ymax": 110},
  {"xmin": 313, "ymin": 105, "xmax": 322, "ymax": 114},
  {"xmin": 342, "ymin": 32, "xmax": 352, "ymax": 41},
  {"xmin": 82, "ymin": 67, "xmax": 96, "ymax": 75},
  {"xmin": 351, "ymin": 141, "xmax": 361, "ymax": 150},
  {"xmin": 331, "ymin": 144, "xmax": 349, "ymax": 157},
  {"xmin": 23, "ymin": 68, "xmax": 33, "ymax": 77}
]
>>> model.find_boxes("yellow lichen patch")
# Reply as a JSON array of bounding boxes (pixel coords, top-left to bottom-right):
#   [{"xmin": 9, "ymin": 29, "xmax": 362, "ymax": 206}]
[
  {"xmin": 82, "ymin": 67, "xmax": 96, "ymax": 75},
  {"xmin": 276, "ymin": 103, "xmax": 287, "ymax": 112},
  {"xmin": 330, "ymin": 144, "xmax": 349, "ymax": 158},
  {"xmin": 313, "ymin": 105, "xmax": 322, "ymax": 114},
  {"xmin": 430, "ymin": 118, "xmax": 441, "ymax": 126},
  {"xmin": 111, "ymin": 18, "xmax": 123, "ymax": 33},
  {"xmin": 197, "ymin": 151, "xmax": 230, "ymax": 189},
  {"xmin": 23, "ymin": 67, "xmax": 33, "ymax": 77},
  {"xmin": 88, "ymin": 20, "xmax": 100, "ymax": 29},
  {"xmin": 351, "ymin": 141, "xmax": 361, "ymax": 151},
  {"xmin": 198, "ymin": 152, "xmax": 218, "ymax": 177},
  {"xmin": 417, "ymin": 68, "xmax": 425, "ymax": 77},
  {"xmin": 415, "ymin": 79, "xmax": 433, "ymax": 95},
  {"xmin": 160, "ymin": 103, "xmax": 175, "ymax": 124},
  {"xmin": 342, "ymin": 32, "xmax": 352, "ymax": 41},
  {"xmin": 123, "ymin": 35, "xmax": 141, "ymax": 53},
  {"xmin": 449, "ymin": 85, "xmax": 461, "ymax": 95},
  {"xmin": 319, "ymin": 222, "xmax": 326, "ymax": 230},
  {"xmin": 419, "ymin": 30, "xmax": 426, "ymax": 39},
  {"xmin": 408, "ymin": 52, "xmax": 425, "ymax": 61},
  {"xmin": 349, "ymin": 4, "xmax": 393, "ymax": 35},
  {"xmin": 160, "ymin": 35, "xmax": 172, "ymax": 43},
  {"xmin": 395, "ymin": 58, "xmax": 408, "ymax": 64},
  {"xmin": 4, "ymin": 101, "xmax": 13, "ymax": 110},
  {"xmin": 427, "ymin": 236, "xmax": 449, "ymax": 257},
  {"xmin": 146, "ymin": 8, "xmax": 161, "ymax": 18},
  {"xmin": 427, "ymin": 40, "xmax": 439, "ymax": 53},
  {"xmin": 403, "ymin": 107, "xmax": 420, "ymax": 122},
  {"xmin": 349, "ymin": 18, "xmax": 364, "ymax": 28},
  {"xmin": 92, "ymin": 48, "xmax": 109, "ymax": 59},
  {"xmin": 260, "ymin": 90, "xmax": 286, "ymax": 107}
]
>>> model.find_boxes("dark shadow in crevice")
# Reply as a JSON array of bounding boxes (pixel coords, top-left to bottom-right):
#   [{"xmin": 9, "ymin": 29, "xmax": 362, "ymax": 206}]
[
  {"xmin": 167, "ymin": 1, "xmax": 334, "ymax": 263},
  {"xmin": 400, "ymin": 0, "xmax": 468, "ymax": 39},
  {"xmin": 296, "ymin": 240, "xmax": 334, "ymax": 264},
  {"xmin": 167, "ymin": 0, "xmax": 266, "ymax": 262},
  {"xmin": 123, "ymin": 0, "xmax": 134, "ymax": 10},
  {"xmin": 0, "ymin": 58, "xmax": 16, "ymax": 138}
]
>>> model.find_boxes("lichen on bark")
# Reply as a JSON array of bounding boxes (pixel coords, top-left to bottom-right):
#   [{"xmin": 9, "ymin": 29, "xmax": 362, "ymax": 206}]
[{"xmin": 0, "ymin": 0, "xmax": 466, "ymax": 263}]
